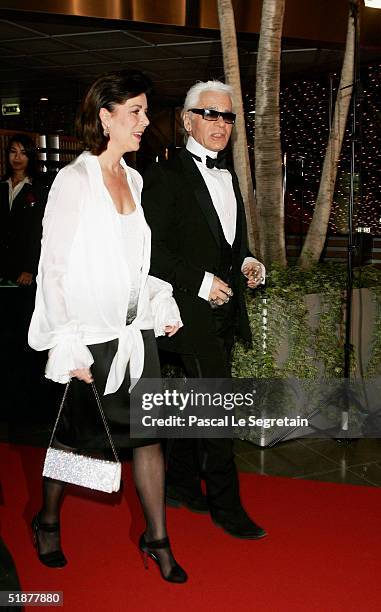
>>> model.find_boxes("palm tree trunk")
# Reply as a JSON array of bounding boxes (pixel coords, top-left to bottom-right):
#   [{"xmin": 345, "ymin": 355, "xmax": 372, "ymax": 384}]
[
  {"xmin": 217, "ymin": 0, "xmax": 260, "ymax": 256},
  {"xmin": 298, "ymin": 1, "xmax": 357, "ymax": 268},
  {"xmin": 255, "ymin": 0, "xmax": 287, "ymax": 267}
]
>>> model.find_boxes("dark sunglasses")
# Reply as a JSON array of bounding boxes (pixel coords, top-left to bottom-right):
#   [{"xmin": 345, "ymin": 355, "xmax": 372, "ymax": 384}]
[{"xmin": 189, "ymin": 108, "xmax": 236, "ymax": 125}]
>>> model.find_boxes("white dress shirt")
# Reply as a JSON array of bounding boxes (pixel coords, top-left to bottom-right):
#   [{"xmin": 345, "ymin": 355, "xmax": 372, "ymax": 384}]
[
  {"xmin": 28, "ymin": 151, "xmax": 182, "ymax": 395},
  {"xmin": 185, "ymin": 137, "xmax": 265, "ymax": 300}
]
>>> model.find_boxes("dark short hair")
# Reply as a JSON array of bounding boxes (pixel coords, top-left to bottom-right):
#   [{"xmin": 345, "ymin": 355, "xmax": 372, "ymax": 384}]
[
  {"xmin": 76, "ymin": 70, "xmax": 152, "ymax": 155},
  {"xmin": 4, "ymin": 133, "xmax": 39, "ymax": 180}
]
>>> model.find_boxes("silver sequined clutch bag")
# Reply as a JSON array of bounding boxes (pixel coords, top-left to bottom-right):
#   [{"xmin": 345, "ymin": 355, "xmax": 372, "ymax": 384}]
[{"xmin": 43, "ymin": 381, "xmax": 121, "ymax": 494}]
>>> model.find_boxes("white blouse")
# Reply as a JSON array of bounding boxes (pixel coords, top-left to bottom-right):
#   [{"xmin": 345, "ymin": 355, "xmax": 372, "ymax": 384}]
[{"xmin": 28, "ymin": 151, "xmax": 182, "ymax": 395}]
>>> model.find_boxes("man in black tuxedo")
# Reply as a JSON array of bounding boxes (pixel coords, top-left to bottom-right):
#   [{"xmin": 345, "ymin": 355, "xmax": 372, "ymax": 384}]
[{"xmin": 142, "ymin": 80, "xmax": 266, "ymax": 539}]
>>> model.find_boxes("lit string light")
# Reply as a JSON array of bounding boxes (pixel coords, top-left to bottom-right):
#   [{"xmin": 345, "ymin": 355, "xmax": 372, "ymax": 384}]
[{"xmin": 245, "ymin": 64, "xmax": 381, "ymax": 235}]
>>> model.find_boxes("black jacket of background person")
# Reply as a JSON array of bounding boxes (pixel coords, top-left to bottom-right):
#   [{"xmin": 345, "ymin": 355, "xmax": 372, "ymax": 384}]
[
  {"xmin": 142, "ymin": 147, "xmax": 252, "ymax": 357},
  {"xmin": 0, "ymin": 178, "xmax": 48, "ymax": 283}
]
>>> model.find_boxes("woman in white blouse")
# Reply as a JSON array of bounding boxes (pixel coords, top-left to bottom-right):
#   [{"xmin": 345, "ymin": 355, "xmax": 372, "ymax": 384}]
[{"xmin": 28, "ymin": 70, "xmax": 187, "ymax": 583}]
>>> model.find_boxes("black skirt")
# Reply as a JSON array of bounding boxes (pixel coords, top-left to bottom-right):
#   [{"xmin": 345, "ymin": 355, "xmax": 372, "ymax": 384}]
[{"xmin": 55, "ymin": 329, "xmax": 161, "ymax": 450}]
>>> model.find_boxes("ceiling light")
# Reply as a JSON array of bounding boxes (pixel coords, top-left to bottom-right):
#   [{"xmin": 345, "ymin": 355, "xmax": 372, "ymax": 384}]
[
  {"xmin": 40, "ymin": 97, "xmax": 48, "ymax": 101},
  {"xmin": 364, "ymin": 1, "xmax": 381, "ymax": 8}
]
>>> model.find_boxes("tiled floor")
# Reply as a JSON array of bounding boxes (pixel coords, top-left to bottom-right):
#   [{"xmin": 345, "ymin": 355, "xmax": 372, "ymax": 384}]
[
  {"xmin": 2, "ymin": 418, "xmax": 381, "ymax": 487},
  {"xmin": 234, "ymin": 437, "xmax": 381, "ymax": 487}
]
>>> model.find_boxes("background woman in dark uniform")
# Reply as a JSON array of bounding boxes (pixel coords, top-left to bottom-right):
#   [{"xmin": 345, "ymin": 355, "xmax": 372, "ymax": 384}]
[
  {"xmin": 0, "ymin": 133, "xmax": 46, "ymax": 287},
  {"xmin": 0, "ymin": 134, "xmax": 48, "ymax": 415}
]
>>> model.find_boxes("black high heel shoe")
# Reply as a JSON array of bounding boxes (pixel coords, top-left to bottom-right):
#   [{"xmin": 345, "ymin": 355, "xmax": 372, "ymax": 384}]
[
  {"xmin": 31, "ymin": 513, "xmax": 67, "ymax": 568},
  {"xmin": 139, "ymin": 534, "xmax": 187, "ymax": 583}
]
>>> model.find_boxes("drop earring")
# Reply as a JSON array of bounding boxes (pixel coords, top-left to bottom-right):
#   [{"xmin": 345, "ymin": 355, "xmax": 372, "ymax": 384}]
[{"xmin": 103, "ymin": 124, "xmax": 110, "ymax": 137}]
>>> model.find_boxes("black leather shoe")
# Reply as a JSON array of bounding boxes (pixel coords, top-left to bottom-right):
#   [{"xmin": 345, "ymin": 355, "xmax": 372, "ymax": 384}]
[
  {"xmin": 166, "ymin": 485, "xmax": 209, "ymax": 514},
  {"xmin": 211, "ymin": 507, "xmax": 267, "ymax": 540}
]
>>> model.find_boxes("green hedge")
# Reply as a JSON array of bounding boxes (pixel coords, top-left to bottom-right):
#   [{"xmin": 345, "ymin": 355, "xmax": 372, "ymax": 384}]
[{"xmin": 232, "ymin": 263, "xmax": 381, "ymax": 379}]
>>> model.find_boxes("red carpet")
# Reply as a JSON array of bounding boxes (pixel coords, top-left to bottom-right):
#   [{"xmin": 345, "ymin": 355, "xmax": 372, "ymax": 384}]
[{"xmin": 1, "ymin": 443, "xmax": 381, "ymax": 612}]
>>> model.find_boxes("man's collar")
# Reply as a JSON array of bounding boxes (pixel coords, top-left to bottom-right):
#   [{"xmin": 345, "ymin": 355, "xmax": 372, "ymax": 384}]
[{"xmin": 186, "ymin": 136, "xmax": 218, "ymax": 165}]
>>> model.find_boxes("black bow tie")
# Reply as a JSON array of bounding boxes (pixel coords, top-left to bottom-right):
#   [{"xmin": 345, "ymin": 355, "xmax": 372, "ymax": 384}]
[{"xmin": 189, "ymin": 151, "xmax": 228, "ymax": 170}]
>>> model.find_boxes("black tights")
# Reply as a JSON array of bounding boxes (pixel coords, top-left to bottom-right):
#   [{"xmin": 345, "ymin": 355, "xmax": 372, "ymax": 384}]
[{"xmin": 38, "ymin": 442, "xmax": 176, "ymax": 578}]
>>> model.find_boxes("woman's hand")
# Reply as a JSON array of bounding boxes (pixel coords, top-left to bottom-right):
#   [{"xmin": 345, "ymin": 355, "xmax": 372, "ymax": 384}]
[
  {"xmin": 70, "ymin": 367, "xmax": 93, "ymax": 384},
  {"xmin": 164, "ymin": 322, "xmax": 181, "ymax": 337},
  {"xmin": 16, "ymin": 271, "xmax": 33, "ymax": 286}
]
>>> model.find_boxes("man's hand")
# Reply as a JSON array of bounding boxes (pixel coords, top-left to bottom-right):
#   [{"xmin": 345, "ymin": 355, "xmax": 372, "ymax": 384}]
[
  {"xmin": 70, "ymin": 367, "xmax": 93, "ymax": 384},
  {"xmin": 16, "ymin": 271, "xmax": 33, "ymax": 286},
  {"xmin": 242, "ymin": 262, "xmax": 264, "ymax": 289},
  {"xmin": 208, "ymin": 276, "xmax": 233, "ymax": 307}
]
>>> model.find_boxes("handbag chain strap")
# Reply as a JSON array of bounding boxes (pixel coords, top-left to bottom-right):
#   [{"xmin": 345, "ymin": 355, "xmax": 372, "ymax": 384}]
[{"xmin": 48, "ymin": 380, "xmax": 120, "ymax": 463}]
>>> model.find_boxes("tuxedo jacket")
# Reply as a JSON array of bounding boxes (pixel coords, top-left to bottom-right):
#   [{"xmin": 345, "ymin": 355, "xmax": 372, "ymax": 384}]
[
  {"xmin": 0, "ymin": 178, "xmax": 48, "ymax": 282},
  {"xmin": 142, "ymin": 148, "xmax": 252, "ymax": 356}
]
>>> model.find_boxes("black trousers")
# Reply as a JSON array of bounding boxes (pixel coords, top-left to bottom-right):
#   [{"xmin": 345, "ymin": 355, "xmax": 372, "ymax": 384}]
[{"xmin": 166, "ymin": 301, "xmax": 241, "ymax": 513}]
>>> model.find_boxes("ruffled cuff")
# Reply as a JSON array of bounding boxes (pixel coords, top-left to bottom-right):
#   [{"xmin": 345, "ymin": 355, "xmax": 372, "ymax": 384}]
[
  {"xmin": 45, "ymin": 336, "xmax": 94, "ymax": 384},
  {"xmin": 147, "ymin": 276, "xmax": 183, "ymax": 337},
  {"xmin": 153, "ymin": 296, "xmax": 183, "ymax": 337}
]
